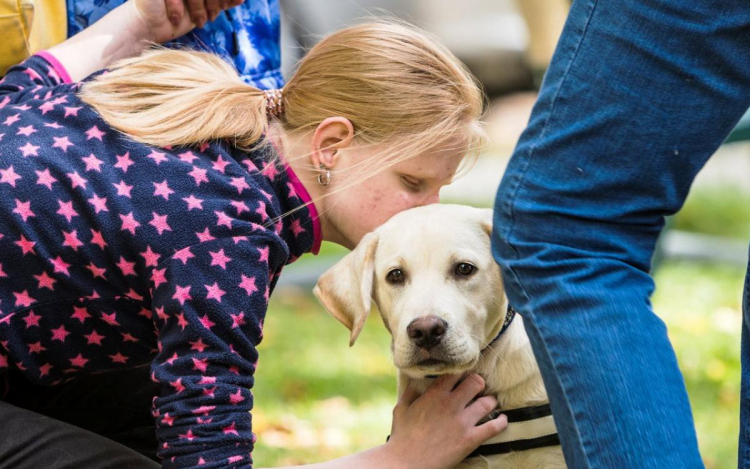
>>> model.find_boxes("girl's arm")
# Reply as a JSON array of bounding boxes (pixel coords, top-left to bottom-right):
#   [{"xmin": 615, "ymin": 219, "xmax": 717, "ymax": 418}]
[{"xmin": 46, "ymin": 0, "xmax": 199, "ymax": 82}]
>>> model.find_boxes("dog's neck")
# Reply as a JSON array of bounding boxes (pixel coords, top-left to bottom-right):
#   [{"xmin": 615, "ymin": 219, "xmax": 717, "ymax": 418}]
[{"xmin": 400, "ymin": 315, "xmax": 549, "ymax": 411}]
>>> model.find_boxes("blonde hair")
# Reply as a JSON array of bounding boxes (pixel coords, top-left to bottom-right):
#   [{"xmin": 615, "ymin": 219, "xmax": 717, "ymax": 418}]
[{"xmin": 79, "ymin": 20, "xmax": 485, "ymax": 189}]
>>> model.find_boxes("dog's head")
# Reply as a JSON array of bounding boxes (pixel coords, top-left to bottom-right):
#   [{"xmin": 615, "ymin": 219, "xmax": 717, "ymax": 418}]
[{"xmin": 313, "ymin": 204, "xmax": 507, "ymax": 379}]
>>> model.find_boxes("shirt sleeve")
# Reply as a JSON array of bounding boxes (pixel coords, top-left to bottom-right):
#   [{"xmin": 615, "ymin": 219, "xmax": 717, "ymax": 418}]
[
  {"xmin": 0, "ymin": 53, "xmax": 71, "ymax": 102},
  {"xmin": 148, "ymin": 233, "xmax": 286, "ymax": 469}
]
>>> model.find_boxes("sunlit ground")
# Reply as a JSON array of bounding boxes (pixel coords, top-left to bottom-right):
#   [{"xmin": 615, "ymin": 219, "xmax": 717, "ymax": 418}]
[{"xmin": 253, "ymin": 186, "xmax": 748, "ymax": 468}]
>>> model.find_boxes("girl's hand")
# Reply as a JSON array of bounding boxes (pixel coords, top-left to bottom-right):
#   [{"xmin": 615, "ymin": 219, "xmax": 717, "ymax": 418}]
[
  {"xmin": 133, "ymin": 0, "xmax": 246, "ymax": 44},
  {"xmin": 165, "ymin": 0, "xmax": 246, "ymax": 30},
  {"xmin": 386, "ymin": 374, "xmax": 509, "ymax": 469}
]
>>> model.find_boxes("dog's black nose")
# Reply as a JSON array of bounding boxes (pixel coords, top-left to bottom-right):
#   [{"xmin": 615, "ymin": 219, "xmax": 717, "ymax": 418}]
[{"xmin": 407, "ymin": 316, "xmax": 448, "ymax": 349}]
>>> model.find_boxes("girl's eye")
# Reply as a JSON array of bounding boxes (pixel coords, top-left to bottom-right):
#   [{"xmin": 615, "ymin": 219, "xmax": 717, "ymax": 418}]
[{"xmin": 401, "ymin": 176, "xmax": 422, "ymax": 191}]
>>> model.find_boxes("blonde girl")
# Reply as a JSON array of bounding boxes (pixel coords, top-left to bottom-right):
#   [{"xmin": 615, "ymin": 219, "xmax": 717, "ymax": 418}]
[{"xmin": 0, "ymin": 0, "xmax": 507, "ymax": 467}]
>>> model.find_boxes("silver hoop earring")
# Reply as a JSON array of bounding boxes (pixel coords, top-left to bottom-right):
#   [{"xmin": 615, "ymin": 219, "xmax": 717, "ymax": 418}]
[{"xmin": 317, "ymin": 164, "xmax": 331, "ymax": 186}]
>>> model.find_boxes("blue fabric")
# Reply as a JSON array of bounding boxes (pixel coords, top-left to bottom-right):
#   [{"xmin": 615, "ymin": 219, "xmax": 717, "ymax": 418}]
[
  {"xmin": 66, "ymin": 0, "xmax": 283, "ymax": 89},
  {"xmin": 492, "ymin": 0, "xmax": 750, "ymax": 467},
  {"xmin": 0, "ymin": 55, "xmax": 317, "ymax": 468}
]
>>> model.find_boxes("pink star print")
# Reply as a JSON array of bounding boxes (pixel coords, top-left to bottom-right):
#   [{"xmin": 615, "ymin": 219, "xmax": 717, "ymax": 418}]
[
  {"xmin": 34, "ymin": 271, "xmax": 56, "ymax": 290},
  {"xmin": 230, "ymin": 177, "xmax": 250, "ymax": 194},
  {"xmin": 188, "ymin": 166, "xmax": 208, "ymax": 185},
  {"xmin": 114, "ymin": 152, "xmax": 134, "ymax": 172},
  {"xmin": 183, "ymin": 194, "xmax": 204, "ymax": 210},
  {"xmin": 147, "ymin": 150, "xmax": 167, "ymax": 165},
  {"xmin": 14, "ymin": 289, "xmax": 35, "ymax": 307},
  {"xmin": 209, "ymin": 249, "xmax": 232, "ymax": 269},
  {"xmin": 52, "ymin": 136, "xmax": 74, "ymax": 152},
  {"xmin": 212, "ymin": 156, "xmax": 230, "ymax": 173},
  {"xmin": 215, "ymin": 211, "xmax": 233, "ymax": 228},
  {"xmin": 36, "ymin": 168, "xmax": 57, "ymax": 189},
  {"xmin": 62, "ymin": 230, "xmax": 83, "ymax": 251},
  {"xmin": 190, "ymin": 338, "xmax": 208, "ymax": 352},
  {"xmin": 13, "ymin": 199, "xmax": 35, "ymax": 222},
  {"xmin": 141, "ymin": 245, "xmax": 161, "ymax": 267},
  {"xmin": 51, "ymin": 325, "xmax": 70, "ymax": 342},
  {"xmin": 170, "ymin": 378, "xmax": 185, "ymax": 393},
  {"xmin": 229, "ymin": 388, "xmax": 245, "ymax": 405},
  {"xmin": 223, "ymin": 422, "xmax": 239, "ymax": 436},
  {"xmin": 57, "ymin": 200, "xmax": 78, "ymax": 223},
  {"xmin": 151, "ymin": 268, "xmax": 167, "ymax": 290},
  {"xmin": 71, "ymin": 306, "xmax": 90, "ymax": 323},
  {"xmin": 85, "ymin": 125, "xmax": 105, "ymax": 141},
  {"xmin": 113, "ymin": 180, "xmax": 133, "ymax": 198},
  {"xmin": 192, "ymin": 357, "xmax": 209, "ymax": 373},
  {"xmin": 16, "ymin": 235, "xmax": 36, "ymax": 255},
  {"xmin": 120, "ymin": 212, "xmax": 140, "ymax": 235},
  {"xmin": 82, "ymin": 153, "xmax": 104, "ymax": 172},
  {"xmin": 149, "ymin": 213, "xmax": 171, "ymax": 235},
  {"xmin": 0, "ymin": 165, "xmax": 22, "ymax": 187},
  {"xmin": 63, "ymin": 106, "xmax": 82, "ymax": 117},
  {"xmin": 257, "ymin": 246, "xmax": 269, "ymax": 263},
  {"xmin": 88, "ymin": 194, "xmax": 108, "ymax": 213},
  {"xmin": 70, "ymin": 353, "xmax": 88, "ymax": 368},
  {"xmin": 178, "ymin": 151, "xmax": 198, "ymax": 163},
  {"xmin": 239, "ymin": 275, "xmax": 258, "ymax": 295},
  {"xmin": 28, "ymin": 342, "xmax": 46, "ymax": 354},
  {"xmin": 50, "ymin": 256, "xmax": 71, "ymax": 276},
  {"xmin": 116, "ymin": 256, "xmax": 136, "ymax": 276},
  {"xmin": 153, "ymin": 180, "xmax": 174, "ymax": 200},
  {"xmin": 195, "ymin": 228, "xmax": 215, "ymax": 243},
  {"xmin": 199, "ymin": 314, "xmax": 216, "ymax": 329},
  {"xmin": 172, "ymin": 285, "xmax": 192, "ymax": 305},
  {"xmin": 101, "ymin": 312, "xmax": 120, "ymax": 326},
  {"xmin": 162, "ymin": 413, "xmax": 175, "ymax": 426},
  {"xmin": 290, "ymin": 219, "xmax": 306, "ymax": 237},
  {"xmin": 90, "ymin": 229, "xmax": 107, "ymax": 249},
  {"xmin": 23, "ymin": 311, "xmax": 41, "ymax": 328},
  {"xmin": 231, "ymin": 312, "xmax": 246, "ymax": 328},
  {"xmin": 110, "ymin": 352, "xmax": 128, "ymax": 364},
  {"xmin": 19, "ymin": 142, "xmax": 40, "ymax": 157},
  {"xmin": 205, "ymin": 283, "xmax": 226, "ymax": 302},
  {"xmin": 85, "ymin": 330, "xmax": 105, "ymax": 345},
  {"xmin": 67, "ymin": 171, "xmax": 88, "ymax": 189},
  {"xmin": 173, "ymin": 247, "xmax": 194, "ymax": 264}
]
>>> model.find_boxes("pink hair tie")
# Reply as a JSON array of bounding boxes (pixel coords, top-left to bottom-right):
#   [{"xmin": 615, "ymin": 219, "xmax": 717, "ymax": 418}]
[{"xmin": 263, "ymin": 89, "xmax": 284, "ymax": 119}]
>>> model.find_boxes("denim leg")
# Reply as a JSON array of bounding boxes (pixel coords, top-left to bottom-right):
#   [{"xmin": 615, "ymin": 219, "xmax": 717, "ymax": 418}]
[
  {"xmin": 741, "ymin": 267, "xmax": 750, "ymax": 469},
  {"xmin": 492, "ymin": 0, "xmax": 750, "ymax": 467}
]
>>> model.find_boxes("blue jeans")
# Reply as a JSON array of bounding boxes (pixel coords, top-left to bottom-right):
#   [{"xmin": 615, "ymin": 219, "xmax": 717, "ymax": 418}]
[{"xmin": 492, "ymin": 0, "xmax": 750, "ymax": 467}]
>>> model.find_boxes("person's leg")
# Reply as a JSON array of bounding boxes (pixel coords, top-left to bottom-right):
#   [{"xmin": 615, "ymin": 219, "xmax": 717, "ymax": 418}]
[
  {"xmin": 741, "ymin": 268, "xmax": 750, "ymax": 468},
  {"xmin": 0, "ymin": 399, "xmax": 160, "ymax": 469},
  {"xmin": 3, "ymin": 365, "xmax": 160, "ymax": 462},
  {"xmin": 492, "ymin": 0, "xmax": 750, "ymax": 467}
]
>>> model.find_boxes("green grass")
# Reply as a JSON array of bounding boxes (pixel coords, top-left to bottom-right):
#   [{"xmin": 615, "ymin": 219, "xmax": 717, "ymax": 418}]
[{"xmin": 252, "ymin": 186, "xmax": 750, "ymax": 467}]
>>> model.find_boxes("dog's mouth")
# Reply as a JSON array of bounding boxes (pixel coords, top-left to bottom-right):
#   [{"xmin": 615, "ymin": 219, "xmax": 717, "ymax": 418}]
[{"xmin": 416, "ymin": 358, "xmax": 448, "ymax": 367}]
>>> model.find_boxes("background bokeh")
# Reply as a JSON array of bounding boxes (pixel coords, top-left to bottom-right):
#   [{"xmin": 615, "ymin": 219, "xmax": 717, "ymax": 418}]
[{"xmin": 255, "ymin": 1, "xmax": 750, "ymax": 466}]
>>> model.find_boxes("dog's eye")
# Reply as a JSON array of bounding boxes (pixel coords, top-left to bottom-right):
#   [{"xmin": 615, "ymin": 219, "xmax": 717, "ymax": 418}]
[
  {"xmin": 455, "ymin": 263, "xmax": 475, "ymax": 276},
  {"xmin": 386, "ymin": 269, "xmax": 406, "ymax": 284}
]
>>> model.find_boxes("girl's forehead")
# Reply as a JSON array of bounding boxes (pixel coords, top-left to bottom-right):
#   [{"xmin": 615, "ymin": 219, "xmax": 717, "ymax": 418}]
[{"xmin": 394, "ymin": 145, "xmax": 466, "ymax": 176}]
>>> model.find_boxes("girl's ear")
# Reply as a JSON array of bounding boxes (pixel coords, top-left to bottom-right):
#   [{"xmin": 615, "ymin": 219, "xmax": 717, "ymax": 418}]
[
  {"xmin": 313, "ymin": 231, "xmax": 379, "ymax": 346},
  {"xmin": 310, "ymin": 117, "xmax": 355, "ymax": 169}
]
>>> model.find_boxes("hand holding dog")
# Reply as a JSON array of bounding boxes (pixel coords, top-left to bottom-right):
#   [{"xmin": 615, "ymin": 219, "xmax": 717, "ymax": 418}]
[{"xmin": 387, "ymin": 374, "xmax": 509, "ymax": 469}]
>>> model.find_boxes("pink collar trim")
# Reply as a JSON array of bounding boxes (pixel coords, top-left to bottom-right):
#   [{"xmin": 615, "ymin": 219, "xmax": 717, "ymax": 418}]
[{"xmin": 283, "ymin": 163, "xmax": 322, "ymax": 255}]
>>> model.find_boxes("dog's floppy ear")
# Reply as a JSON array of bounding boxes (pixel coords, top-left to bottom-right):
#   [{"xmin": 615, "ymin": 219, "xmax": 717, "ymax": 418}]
[
  {"xmin": 313, "ymin": 231, "xmax": 379, "ymax": 346},
  {"xmin": 479, "ymin": 208, "xmax": 494, "ymax": 237}
]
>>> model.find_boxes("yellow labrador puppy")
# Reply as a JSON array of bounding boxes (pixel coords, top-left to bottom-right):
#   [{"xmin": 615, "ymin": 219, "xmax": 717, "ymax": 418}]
[{"xmin": 313, "ymin": 204, "xmax": 566, "ymax": 469}]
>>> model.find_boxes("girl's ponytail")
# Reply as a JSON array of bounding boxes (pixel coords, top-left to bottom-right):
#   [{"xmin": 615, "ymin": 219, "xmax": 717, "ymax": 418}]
[{"xmin": 79, "ymin": 48, "xmax": 270, "ymax": 150}]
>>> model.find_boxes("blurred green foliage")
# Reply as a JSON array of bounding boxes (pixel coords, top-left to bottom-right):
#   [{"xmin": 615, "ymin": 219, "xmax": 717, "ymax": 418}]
[{"xmin": 253, "ymin": 186, "xmax": 749, "ymax": 468}]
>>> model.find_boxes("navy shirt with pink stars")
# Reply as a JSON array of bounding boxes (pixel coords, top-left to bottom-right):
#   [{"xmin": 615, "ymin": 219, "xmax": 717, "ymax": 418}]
[{"xmin": 0, "ymin": 53, "xmax": 321, "ymax": 469}]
